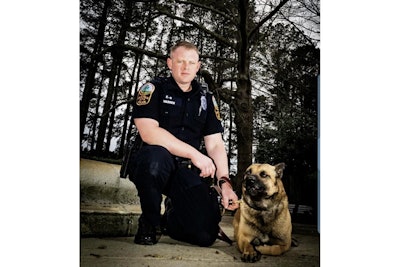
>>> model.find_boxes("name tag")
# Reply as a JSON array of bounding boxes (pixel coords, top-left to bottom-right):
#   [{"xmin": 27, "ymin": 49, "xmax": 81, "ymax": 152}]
[
  {"xmin": 163, "ymin": 95, "xmax": 182, "ymax": 107},
  {"xmin": 163, "ymin": 99, "xmax": 176, "ymax": 105}
]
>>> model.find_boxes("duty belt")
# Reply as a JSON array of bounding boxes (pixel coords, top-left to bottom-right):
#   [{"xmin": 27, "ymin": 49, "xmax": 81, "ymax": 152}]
[{"xmin": 175, "ymin": 157, "xmax": 193, "ymax": 169}]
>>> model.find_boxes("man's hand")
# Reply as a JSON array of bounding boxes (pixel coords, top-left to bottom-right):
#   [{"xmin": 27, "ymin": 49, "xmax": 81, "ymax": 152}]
[
  {"xmin": 191, "ymin": 153, "xmax": 216, "ymax": 178},
  {"xmin": 221, "ymin": 184, "xmax": 239, "ymax": 211}
]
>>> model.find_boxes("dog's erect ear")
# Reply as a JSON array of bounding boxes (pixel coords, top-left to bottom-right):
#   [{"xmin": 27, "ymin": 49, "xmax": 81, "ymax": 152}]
[{"xmin": 275, "ymin": 163, "xmax": 285, "ymax": 179}]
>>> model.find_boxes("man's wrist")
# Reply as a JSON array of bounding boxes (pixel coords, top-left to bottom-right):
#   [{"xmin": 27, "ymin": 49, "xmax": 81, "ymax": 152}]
[{"xmin": 218, "ymin": 176, "xmax": 232, "ymax": 189}]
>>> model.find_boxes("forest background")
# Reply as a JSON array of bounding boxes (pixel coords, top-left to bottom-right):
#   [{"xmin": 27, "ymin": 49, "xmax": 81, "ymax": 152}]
[{"xmin": 80, "ymin": 0, "xmax": 320, "ymax": 224}]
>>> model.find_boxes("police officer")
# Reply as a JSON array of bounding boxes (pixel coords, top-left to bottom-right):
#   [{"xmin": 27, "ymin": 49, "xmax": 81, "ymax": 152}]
[{"xmin": 128, "ymin": 41, "xmax": 239, "ymax": 247}]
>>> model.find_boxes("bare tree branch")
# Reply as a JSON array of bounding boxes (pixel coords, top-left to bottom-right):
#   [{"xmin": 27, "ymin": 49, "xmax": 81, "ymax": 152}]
[
  {"xmin": 200, "ymin": 54, "xmax": 237, "ymax": 64},
  {"xmin": 155, "ymin": 6, "xmax": 235, "ymax": 49},
  {"xmin": 176, "ymin": 0, "xmax": 235, "ymax": 24},
  {"xmin": 249, "ymin": 0, "xmax": 290, "ymax": 41},
  {"xmin": 278, "ymin": 11, "xmax": 315, "ymax": 46}
]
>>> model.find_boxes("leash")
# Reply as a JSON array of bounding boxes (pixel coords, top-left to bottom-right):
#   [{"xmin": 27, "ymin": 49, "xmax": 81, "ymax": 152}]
[
  {"xmin": 211, "ymin": 184, "xmax": 240, "ymax": 245},
  {"xmin": 217, "ymin": 226, "xmax": 233, "ymax": 245}
]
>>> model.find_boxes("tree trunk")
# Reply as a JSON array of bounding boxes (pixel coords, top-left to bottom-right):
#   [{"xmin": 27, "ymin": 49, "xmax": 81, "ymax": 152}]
[
  {"xmin": 118, "ymin": 58, "xmax": 137, "ymax": 158},
  {"xmin": 95, "ymin": 0, "xmax": 132, "ymax": 155},
  {"xmin": 232, "ymin": 0, "xmax": 254, "ymax": 196},
  {"xmin": 105, "ymin": 64, "xmax": 122, "ymax": 153},
  {"xmin": 119, "ymin": 3, "xmax": 153, "ymax": 158},
  {"xmin": 90, "ymin": 69, "xmax": 106, "ymax": 152},
  {"xmin": 80, "ymin": 0, "xmax": 111, "ymax": 145},
  {"xmin": 95, "ymin": 62, "xmax": 117, "ymax": 155}
]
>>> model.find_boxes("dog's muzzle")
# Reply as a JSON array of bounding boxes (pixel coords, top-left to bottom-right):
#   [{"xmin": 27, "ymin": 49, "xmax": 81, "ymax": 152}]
[{"xmin": 244, "ymin": 175, "xmax": 265, "ymax": 197}]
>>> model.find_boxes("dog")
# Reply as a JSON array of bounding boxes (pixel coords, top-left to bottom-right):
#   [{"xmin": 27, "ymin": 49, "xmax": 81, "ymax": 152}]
[{"xmin": 233, "ymin": 163, "xmax": 292, "ymax": 262}]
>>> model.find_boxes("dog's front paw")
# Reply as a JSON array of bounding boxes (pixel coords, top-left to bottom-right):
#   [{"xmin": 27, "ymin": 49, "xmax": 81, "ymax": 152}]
[
  {"xmin": 241, "ymin": 251, "xmax": 261, "ymax": 262},
  {"xmin": 241, "ymin": 248, "xmax": 261, "ymax": 262}
]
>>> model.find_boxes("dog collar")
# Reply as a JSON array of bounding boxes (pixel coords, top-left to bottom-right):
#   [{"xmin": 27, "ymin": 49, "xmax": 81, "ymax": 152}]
[
  {"xmin": 243, "ymin": 197, "xmax": 268, "ymax": 211},
  {"xmin": 243, "ymin": 193, "xmax": 278, "ymax": 211}
]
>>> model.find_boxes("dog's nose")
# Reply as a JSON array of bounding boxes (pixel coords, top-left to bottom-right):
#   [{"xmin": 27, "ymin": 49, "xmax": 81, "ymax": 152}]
[
  {"xmin": 244, "ymin": 175, "xmax": 265, "ymax": 197},
  {"xmin": 244, "ymin": 175, "xmax": 257, "ymax": 185}
]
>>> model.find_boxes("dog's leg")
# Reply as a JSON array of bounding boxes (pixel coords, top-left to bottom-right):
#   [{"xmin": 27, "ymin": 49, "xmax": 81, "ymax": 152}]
[
  {"xmin": 234, "ymin": 209, "xmax": 260, "ymax": 262},
  {"xmin": 254, "ymin": 242, "xmax": 291, "ymax": 256},
  {"xmin": 236, "ymin": 229, "xmax": 261, "ymax": 262},
  {"xmin": 237, "ymin": 237, "xmax": 261, "ymax": 262}
]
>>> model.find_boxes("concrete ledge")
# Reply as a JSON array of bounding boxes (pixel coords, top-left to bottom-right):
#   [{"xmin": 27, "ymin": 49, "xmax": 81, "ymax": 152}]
[
  {"xmin": 80, "ymin": 158, "xmax": 139, "ymax": 205},
  {"xmin": 80, "ymin": 203, "xmax": 141, "ymax": 238},
  {"xmin": 80, "ymin": 158, "xmax": 141, "ymax": 236},
  {"xmin": 81, "ymin": 211, "xmax": 140, "ymax": 237}
]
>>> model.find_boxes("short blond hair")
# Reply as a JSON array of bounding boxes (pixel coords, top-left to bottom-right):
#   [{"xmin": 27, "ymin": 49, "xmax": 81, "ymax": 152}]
[{"xmin": 169, "ymin": 40, "xmax": 199, "ymax": 57}]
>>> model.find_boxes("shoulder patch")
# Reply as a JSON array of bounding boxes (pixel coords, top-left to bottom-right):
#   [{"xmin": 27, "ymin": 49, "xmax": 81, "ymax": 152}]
[
  {"xmin": 212, "ymin": 95, "xmax": 221, "ymax": 121},
  {"xmin": 136, "ymin": 83, "xmax": 155, "ymax": 106}
]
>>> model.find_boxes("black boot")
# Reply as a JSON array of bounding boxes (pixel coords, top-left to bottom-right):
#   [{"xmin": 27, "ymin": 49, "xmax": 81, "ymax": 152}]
[{"xmin": 134, "ymin": 216, "xmax": 161, "ymax": 245}]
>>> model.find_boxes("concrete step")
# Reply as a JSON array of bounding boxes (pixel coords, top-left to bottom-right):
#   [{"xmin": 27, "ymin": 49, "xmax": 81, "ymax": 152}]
[
  {"xmin": 80, "ymin": 158, "xmax": 139, "ymax": 205},
  {"xmin": 80, "ymin": 203, "xmax": 141, "ymax": 237},
  {"xmin": 80, "ymin": 158, "xmax": 141, "ymax": 237},
  {"xmin": 81, "ymin": 202, "xmax": 166, "ymax": 237}
]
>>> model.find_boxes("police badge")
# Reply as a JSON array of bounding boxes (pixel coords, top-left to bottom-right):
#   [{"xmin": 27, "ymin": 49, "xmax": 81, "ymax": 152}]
[{"xmin": 136, "ymin": 83, "xmax": 155, "ymax": 106}]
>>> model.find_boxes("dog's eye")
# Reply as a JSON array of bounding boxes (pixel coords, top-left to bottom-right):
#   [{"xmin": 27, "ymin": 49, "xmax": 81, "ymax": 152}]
[
  {"xmin": 245, "ymin": 169, "xmax": 251, "ymax": 175},
  {"xmin": 260, "ymin": 171, "xmax": 269, "ymax": 178}
]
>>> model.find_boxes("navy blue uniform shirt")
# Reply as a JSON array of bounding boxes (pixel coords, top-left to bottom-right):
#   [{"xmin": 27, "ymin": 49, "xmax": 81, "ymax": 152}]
[{"xmin": 132, "ymin": 77, "xmax": 223, "ymax": 150}]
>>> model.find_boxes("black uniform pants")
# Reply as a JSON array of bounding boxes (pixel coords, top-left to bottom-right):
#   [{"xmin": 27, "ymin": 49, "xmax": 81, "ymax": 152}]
[{"xmin": 128, "ymin": 145, "xmax": 221, "ymax": 247}]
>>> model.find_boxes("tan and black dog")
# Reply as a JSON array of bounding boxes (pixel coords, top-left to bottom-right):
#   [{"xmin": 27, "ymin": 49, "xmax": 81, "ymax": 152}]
[{"xmin": 233, "ymin": 163, "xmax": 292, "ymax": 262}]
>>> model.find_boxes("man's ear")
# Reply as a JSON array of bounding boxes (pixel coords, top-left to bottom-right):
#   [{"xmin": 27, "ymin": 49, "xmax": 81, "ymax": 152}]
[{"xmin": 167, "ymin": 57, "xmax": 172, "ymax": 70}]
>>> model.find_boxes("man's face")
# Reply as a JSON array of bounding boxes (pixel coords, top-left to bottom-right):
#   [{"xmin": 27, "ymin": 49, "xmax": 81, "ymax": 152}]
[{"xmin": 167, "ymin": 46, "xmax": 200, "ymax": 89}]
